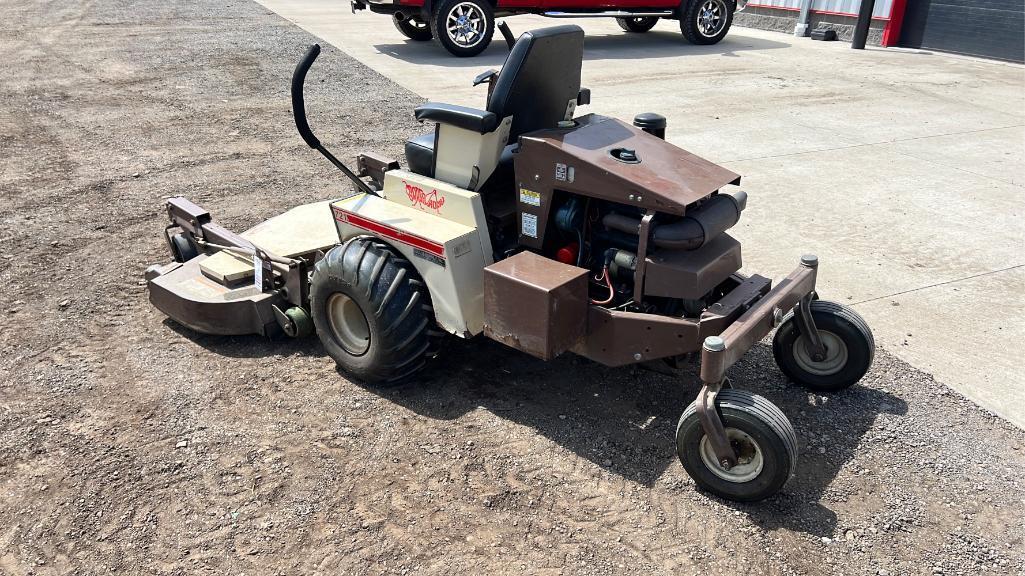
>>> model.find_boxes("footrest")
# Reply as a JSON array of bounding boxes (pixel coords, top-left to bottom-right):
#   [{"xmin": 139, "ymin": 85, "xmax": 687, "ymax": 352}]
[{"xmin": 200, "ymin": 250, "xmax": 254, "ymax": 285}]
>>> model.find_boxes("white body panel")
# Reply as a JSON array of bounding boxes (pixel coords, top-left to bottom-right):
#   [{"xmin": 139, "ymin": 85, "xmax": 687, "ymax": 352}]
[
  {"xmin": 331, "ymin": 171, "xmax": 493, "ymax": 337},
  {"xmin": 433, "ymin": 117, "xmax": 511, "ymax": 191}
]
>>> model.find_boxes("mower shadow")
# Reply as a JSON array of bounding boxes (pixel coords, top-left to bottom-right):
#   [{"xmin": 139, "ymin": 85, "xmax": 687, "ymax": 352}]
[
  {"xmin": 360, "ymin": 336, "xmax": 906, "ymax": 536},
  {"xmin": 162, "ymin": 319, "xmax": 325, "ymax": 359},
  {"xmin": 373, "ymin": 28, "xmax": 790, "ymax": 68}
]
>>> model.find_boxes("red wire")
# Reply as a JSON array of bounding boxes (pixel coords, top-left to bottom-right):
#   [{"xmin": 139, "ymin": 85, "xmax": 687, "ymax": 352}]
[{"xmin": 590, "ymin": 266, "xmax": 615, "ymax": 305}]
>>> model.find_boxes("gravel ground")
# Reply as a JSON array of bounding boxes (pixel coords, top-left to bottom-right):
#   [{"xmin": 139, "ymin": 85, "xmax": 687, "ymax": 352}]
[{"xmin": 1, "ymin": 1, "xmax": 1024, "ymax": 575}]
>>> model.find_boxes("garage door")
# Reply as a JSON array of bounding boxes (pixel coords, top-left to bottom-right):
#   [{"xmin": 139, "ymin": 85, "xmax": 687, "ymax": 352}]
[{"xmin": 899, "ymin": 0, "xmax": 1024, "ymax": 62}]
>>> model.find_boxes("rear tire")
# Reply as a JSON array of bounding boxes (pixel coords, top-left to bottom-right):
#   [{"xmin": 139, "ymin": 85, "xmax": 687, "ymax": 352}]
[
  {"xmin": 616, "ymin": 16, "xmax": 658, "ymax": 33},
  {"xmin": 680, "ymin": 0, "xmax": 734, "ymax": 45},
  {"xmin": 310, "ymin": 238, "xmax": 438, "ymax": 385},
  {"xmin": 432, "ymin": 0, "xmax": 494, "ymax": 57},
  {"xmin": 393, "ymin": 14, "xmax": 434, "ymax": 41},
  {"xmin": 676, "ymin": 389, "xmax": 797, "ymax": 502}
]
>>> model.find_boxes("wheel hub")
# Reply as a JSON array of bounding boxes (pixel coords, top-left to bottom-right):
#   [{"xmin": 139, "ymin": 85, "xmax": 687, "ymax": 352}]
[
  {"xmin": 327, "ymin": 293, "xmax": 371, "ymax": 356},
  {"xmin": 447, "ymin": 3, "xmax": 484, "ymax": 47},
  {"xmin": 699, "ymin": 428, "xmax": 764, "ymax": 483},
  {"xmin": 793, "ymin": 330, "xmax": 848, "ymax": 376},
  {"xmin": 697, "ymin": 0, "xmax": 724, "ymax": 37}
]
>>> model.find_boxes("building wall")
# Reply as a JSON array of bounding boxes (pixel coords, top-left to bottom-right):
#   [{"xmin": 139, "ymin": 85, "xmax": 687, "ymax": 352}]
[
  {"xmin": 745, "ymin": 0, "xmax": 892, "ymax": 19},
  {"xmin": 735, "ymin": 4, "xmax": 887, "ymax": 45},
  {"xmin": 899, "ymin": 0, "xmax": 1024, "ymax": 62}
]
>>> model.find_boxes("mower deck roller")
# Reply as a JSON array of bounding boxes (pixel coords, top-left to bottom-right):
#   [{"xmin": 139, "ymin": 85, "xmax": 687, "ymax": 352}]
[{"xmin": 146, "ymin": 26, "xmax": 875, "ymax": 502}]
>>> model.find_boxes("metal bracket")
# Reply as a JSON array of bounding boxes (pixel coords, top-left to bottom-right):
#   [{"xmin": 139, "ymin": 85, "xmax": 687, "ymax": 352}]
[
  {"xmin": 696, "ymin": 382, "xmax": 736, "ymax": 470},
  {"xmin": 632, "ymin": 211, "xmax": 655, "ymax": 306},
  {"xmin": 794, "ymin": 292, "xmax": 826, "ymax": 361},
  {"xmin": 695, "ymin": 337, "xmax": 737, "ymax": 470},
  {"xmin": 272, "ymin": 305, "xmax": 297, "ymax": 337}
]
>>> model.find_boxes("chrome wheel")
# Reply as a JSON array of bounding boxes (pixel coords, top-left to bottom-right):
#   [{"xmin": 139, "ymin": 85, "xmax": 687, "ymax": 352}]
[
  {"xmin": 699, "ymin": 427, "xmax": 764, "ymax": 483},
  {"xmin": 446, "ymin": 2, "xmax": 486, "ymax": 48},
  {"xmin": 792, "ymin": 330, "xmax": 848, "ymax": 376},
  {"xmin": 696, "ymin": 0, "xmax": 727, "ymax": 38},
  {"xmin": 327, "ymin": 293, "xmax": 371, "ymax": 356}
]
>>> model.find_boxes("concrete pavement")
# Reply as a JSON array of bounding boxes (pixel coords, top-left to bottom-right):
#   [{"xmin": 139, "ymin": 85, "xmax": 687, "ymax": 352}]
[{"xmin": 256, "ymin": 0, "xmax": 1025, "ymax": 428}]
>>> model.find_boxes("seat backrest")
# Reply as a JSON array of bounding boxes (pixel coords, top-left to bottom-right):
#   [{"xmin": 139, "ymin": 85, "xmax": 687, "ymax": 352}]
[{"xmin": 487, "ymin": 25, "xmax": 584, "ymax": 143}]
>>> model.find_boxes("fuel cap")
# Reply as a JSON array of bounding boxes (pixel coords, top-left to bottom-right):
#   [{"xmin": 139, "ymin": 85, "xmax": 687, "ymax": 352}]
[{"xmin": 610, "ymin": 147, "xmax": 640, "ymax": 163}]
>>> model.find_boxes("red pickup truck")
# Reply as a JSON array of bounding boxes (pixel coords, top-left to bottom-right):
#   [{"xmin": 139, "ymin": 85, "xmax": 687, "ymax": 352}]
[{"xmin": 351, "ymin": 0, "xmax": 743, "ymax": 56}]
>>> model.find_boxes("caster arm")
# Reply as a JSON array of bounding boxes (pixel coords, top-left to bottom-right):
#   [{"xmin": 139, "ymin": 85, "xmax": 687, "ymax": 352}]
[
  {"xmin": 695, "ymin": 254, "xmax": 820, "ymax": 469},
  {"xmin": 699, "ymin": 254, "xmax": 820, "ymax": 386}
]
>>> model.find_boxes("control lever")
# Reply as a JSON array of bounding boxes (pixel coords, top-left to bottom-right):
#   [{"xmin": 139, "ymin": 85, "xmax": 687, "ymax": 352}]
[{"xmin": 498, "ymin": 21, "xmax": 515, "ymax": 50}]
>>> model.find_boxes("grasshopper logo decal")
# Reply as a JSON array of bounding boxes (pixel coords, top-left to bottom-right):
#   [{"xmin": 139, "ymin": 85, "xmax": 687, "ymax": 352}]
[{"xmin": 405, "ymin": 181, "xmax": 446, "ymax": 213}]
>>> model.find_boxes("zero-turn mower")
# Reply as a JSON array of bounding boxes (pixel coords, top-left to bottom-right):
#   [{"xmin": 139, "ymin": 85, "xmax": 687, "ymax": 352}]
[{"xmin": 146, "ymin": 25, "xmax": 874, "ymax": 501}]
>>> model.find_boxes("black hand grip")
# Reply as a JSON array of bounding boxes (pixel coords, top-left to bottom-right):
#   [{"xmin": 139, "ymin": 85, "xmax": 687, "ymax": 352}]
[
  {"xmin": 291, "ymin": 44, "xmax": 321, "ymax": 149},
  {"xmin": 498, "ymin": 22, "xmax": 515, "ymax": 51}
]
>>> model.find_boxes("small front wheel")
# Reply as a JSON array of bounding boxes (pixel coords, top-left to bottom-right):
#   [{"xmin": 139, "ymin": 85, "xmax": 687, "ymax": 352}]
[
  {"xmin": 679, "ymin": 0, "xmax": 734, "ymax": 45},
  {"xmin": 616, "ymin": 16, "xmax": 659, "ymax": 33},
  {"xmin": 676, "ymin": 389, "xmax": 797, "ymax": 502},
  {"xmin": 772, "ymin": 300, "xmax": 874, "ymax": 392},
  {"xmin": 393, "ymin": 14, "xmax": 433, "ymax": 41},
  {"xmin": 432, "ymin": 0, "xmax": 494, "ymax": 57}
]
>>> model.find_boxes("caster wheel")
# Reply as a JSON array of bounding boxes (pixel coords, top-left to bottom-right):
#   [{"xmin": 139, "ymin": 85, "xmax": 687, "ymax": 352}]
[
  {"xmin": 170, "ymin": 233, "xmax": 198, "ymax": 262},
  {"xmin": 676, "ymin": 389, "xmax": 797, "ymax": 502},
  {"xmin": 773, "ymin": 300, "xmax": 874, "ymax": 392},
  {"xmin": 284, "ymin": 307, "xmax": 314, "ymax": 338}
]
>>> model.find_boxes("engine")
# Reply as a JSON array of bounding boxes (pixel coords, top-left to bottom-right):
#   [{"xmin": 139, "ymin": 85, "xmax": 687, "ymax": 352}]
[{"xmin": 546, "ymin": 189, "xmax": 747, "ymax": 318}]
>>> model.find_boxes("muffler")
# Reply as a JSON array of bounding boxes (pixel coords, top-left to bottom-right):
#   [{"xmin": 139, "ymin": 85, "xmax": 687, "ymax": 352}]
[{"xmin": 603, "ymin": 191, "xmax": 747, "ymax": 251}]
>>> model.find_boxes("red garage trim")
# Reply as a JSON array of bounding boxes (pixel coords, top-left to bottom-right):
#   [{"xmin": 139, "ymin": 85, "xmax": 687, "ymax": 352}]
[
  {"xmin": 745, "ymin": 3, "xmax": 889, "ymax": 20},
  {"xmin": 333, "ymin": 208, "xmax": 446, "ymax": 258},
  {"xmin": 880, "ymin": 0, "xmax": 906, "ymax": 46}
]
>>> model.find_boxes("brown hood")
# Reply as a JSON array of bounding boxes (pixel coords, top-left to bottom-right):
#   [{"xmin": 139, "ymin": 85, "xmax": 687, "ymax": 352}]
[{"xmin": 517, "ymin": 114, "xmax": 741, "ymax": 216}]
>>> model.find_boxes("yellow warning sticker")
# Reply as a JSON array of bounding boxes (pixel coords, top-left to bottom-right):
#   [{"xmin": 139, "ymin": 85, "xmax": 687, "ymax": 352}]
[{"xmin": 519, "ymin": 188, "xmax": 541, "ymax": 207}]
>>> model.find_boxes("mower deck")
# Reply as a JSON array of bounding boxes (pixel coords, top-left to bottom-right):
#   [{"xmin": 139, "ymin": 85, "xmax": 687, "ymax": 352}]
[{"xmin": 148, "ymin": 200, "xmax": 341, "ymax": 337}]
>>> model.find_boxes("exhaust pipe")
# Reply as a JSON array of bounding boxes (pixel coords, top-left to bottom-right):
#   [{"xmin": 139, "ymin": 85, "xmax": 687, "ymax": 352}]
[
  {"xmin": 394, "ymin": 11, "xmax": 406, "ymax": 20},
  {"xmin": 603, "ymin": 191, "xmax": 747, "ymax": 251}
]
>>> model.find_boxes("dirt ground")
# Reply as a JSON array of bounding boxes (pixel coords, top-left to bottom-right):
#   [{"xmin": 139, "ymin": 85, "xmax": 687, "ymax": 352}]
[{"xmin": 1, "ymin": 1, "xmax": 1024, "ymax": 575}]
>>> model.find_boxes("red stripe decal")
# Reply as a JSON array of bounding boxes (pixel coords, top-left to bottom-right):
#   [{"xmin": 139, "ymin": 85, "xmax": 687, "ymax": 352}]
[{"xmin": 334, "ymin": 208, "xmax": 445, "ymax": 258}]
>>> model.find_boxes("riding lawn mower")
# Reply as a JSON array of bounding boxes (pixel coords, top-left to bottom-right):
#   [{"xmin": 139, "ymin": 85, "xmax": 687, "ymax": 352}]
[{"xmin": 145, "ymin": 25, "xmax": 874, "ymax": 502}]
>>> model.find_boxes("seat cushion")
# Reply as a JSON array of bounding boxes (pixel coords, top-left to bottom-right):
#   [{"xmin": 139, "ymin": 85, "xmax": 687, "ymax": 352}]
[{"xmin": 404, "ymin": 132, "xmax": 435, "ymax": 177}]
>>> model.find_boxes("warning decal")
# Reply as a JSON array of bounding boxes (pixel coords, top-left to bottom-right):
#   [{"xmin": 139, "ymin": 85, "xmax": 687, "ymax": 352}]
[
  {"xmin": 519, "ymin": 188, "xmax": 541, "ymax": 207},
  {"xmin": 521, "ymin": 213, "xmax": 538, "ymax": 238}
]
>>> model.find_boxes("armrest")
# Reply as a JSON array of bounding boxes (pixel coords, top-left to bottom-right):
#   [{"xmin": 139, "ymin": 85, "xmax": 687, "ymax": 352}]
[
  {"xmin": 414, "ymin": 102, "xmax": 499, "ymax": 134},
  {"xmin": 473, "ymin": 69, "xmax": 498, "ymax": 87}
]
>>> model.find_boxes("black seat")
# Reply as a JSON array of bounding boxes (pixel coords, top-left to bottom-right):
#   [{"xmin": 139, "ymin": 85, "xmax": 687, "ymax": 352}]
[
  {"xmin": 404, "ymin": 25, "xmax": 585, "ymax": 178},
  {"xmin": 405, "ymin": 132, "xmax": 436, "ymax": 177}
]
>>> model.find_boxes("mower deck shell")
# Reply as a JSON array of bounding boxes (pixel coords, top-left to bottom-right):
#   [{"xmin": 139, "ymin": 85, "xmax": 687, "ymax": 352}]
[{"xmin": 148, "ymin": 256, "xmax": 283, "ymax": 336}]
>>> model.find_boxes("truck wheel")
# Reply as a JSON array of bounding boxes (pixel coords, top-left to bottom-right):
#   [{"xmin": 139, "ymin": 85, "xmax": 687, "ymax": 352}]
[
  {"xmin": 393, "ymin": 14, "xmax": 434, "ymax": 41},
  {"xmin": 616, "ymin": 16, "xmax": 658, "ymax": 33},
  {"xmin": 676, "ymin": 389, "xmax": 797, "ymax": 502},
  {"xmin": 772, "ymin": 300, "xmax": 874, "ymax": 392},
  {"xmin": 310, "ymin": 238, "xmax": 438, "ymax": 385},
  {"xmin": 431, "ymin": 0, "xmax": 494, "ymax": 57},
  {"xmin": 679, "ymin": 0, "xmax": 734, "ymax": 45}
]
